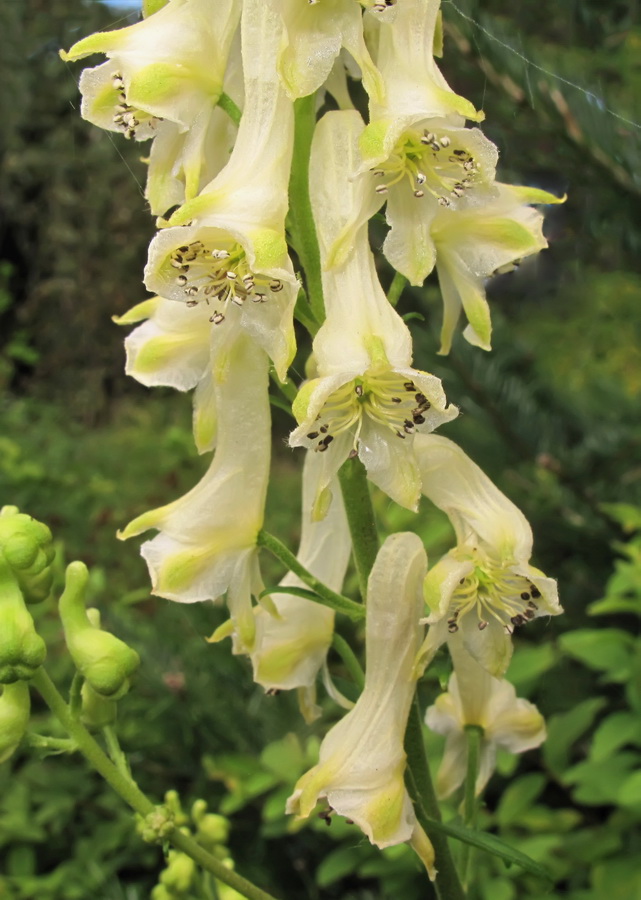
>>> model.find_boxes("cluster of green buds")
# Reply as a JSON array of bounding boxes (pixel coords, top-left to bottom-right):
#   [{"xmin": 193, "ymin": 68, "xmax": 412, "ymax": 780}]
[
  {"xmin": 0, "ymin": 504, "xmax": 142, "ymax": 761},
  {"xmin": 0, "ymin": 507, "xmax": 54, "ymax": 760},
  {"xmin": 148, "ymin": 793, "xmax": 244, "ymax": 900},
  {"xmin": 62, "ymin": 0, "xmax": 563, "ymax": 876}
]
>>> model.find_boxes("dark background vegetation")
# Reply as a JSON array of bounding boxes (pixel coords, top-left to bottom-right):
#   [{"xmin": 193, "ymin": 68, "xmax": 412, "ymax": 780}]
[{"xmin": 1, "ymin": 0, "xmax": 641, "ymax": 897}]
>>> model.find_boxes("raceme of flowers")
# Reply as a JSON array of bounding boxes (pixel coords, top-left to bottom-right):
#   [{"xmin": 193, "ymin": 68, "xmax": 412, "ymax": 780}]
[{"xmin": 63, "ymin": 0, "xmax": 561, "ymax": 868}]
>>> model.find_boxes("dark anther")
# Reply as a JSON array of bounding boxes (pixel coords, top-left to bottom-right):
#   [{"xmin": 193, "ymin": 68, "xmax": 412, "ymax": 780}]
[
  {"xmin": 520, "ymin": 592, "xmax": 530, "ymax": 601},
  {"xmin": 307, "ymin": 431, "xmax": 319, "ymax": 440}
]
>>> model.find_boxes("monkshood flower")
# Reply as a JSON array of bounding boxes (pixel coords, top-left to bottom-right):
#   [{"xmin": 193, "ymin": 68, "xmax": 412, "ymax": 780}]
[
  {"xmin": 114, "ymin": 297, "xmax": 217, "ymax": 453},
  {"xmin": 432, "ymin": 184, "xmax": 564, "ymax": 354},
  {"xmin": 290, "ymin": 110, "xmax": 457, "ymax": 516},
  {"xmin": 144, "ymin": 0, "xmax": 297, "ymax": 381},
  {"xmin": 415, "ymin": 434, "xmax": 561, "ymax": 677},
  {"xmin": 425, "ymin": 641, "xmax": 546, "ymax": 798},
  {"xmin": 287, "ymin": 533, "xmax": 436, "ymax": 877},
  {"xmin": 249, "ymin": 452, "xmax": 351, "ymax": 722},
  {"xmin": 350, "ymin": 0, "xmax": 498, "ymax": 283},
  {"xmin": 61, "ymin": 0, "xmax": 241, "ymax": 215},
  {"xmin": 267, "ymin": 0, "xmax": 384, "ymax": 102},
  {"xmin": 119, "ymin": 331, "xmax": 270, "ymax": 653}
]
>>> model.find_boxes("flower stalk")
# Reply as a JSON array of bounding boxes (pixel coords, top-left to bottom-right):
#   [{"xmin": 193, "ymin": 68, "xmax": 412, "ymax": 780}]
[
  {"xmin": 257, "ymin": 530, "xmax": 364, "ymax": 621},
  {"xmin": 337, "ymin": 456, "xmax": 380, "ymax": 603},
  {"xmin": 461, "ymin": 724, "xmax": 483, "ymax": 887},
  {"xmin": 288, "ymin": 94, "xmax": 325, "ymax": 325},
  {"xmin": 405, "ymin": 695, "xmax": 467, "ymax": 900},
  {"xmin": 30, "ymin": 668, "xmax": 280, "ymax": 900}
]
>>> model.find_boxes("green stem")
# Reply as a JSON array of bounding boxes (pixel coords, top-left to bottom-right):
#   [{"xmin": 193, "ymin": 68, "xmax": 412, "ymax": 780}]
[
  {"xmin": 68, "ymin": 672, "xmax": 83, "ymax": 718},
  {"xmin": 270, "ymin": 371, "xmax": 297, "ymax": 405},
  {"xmin": 461, "ymin": 725, "xmax": 483, "ymax": 889},
  {"xmin": 288, "ymin": 94, "xmax": 324, "ymax": 325},
  {"xmin": 27, "ymin": 733, "xmax": 77, "ymax": 753},
  {"xmin": 217, "ymin": 92, "xmax": 242, "ymax": 127},
  {"xmin": 331, "ymin": 633, "xmax": 365, "ymax": 690},
  {"xmin": 103, "ymin": 725, "xmax": 133, "ymax": 780},
  {"xmin": 405, "ymin": 695, "xmax": 466, "ymax": 900},
  {"xmin": 257, "ymin": 531, "xmax": 364, "ymax": 622},
  {"xmin": 31, "ymin": 668, "xmax": 280, "ymax": 900},
  {"xmin": 387, "ymin": 271, "xmax": 407, "ymax": 308},
  {"xmin": 294, "ymin": 287, "xmax": 320, "ymax": 336},
  {"xmin": 337, "ymin": 457, "xmax": 379, "ymax": 603}
]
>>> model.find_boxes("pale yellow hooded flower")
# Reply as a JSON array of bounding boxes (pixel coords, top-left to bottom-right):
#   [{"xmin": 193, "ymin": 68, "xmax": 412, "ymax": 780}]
[
  {"xmin": 249, "ymin": 451, "xmax": 351, "ymax": 722},
  {"xmin": 144, "ymin": 0, "xmax": 298, "ymax": 381},
  {"xmin": 267, "ymin": 0, "xmax": 384, "ymax": 101},
  {"xmin": 118, "ymin": 330, "xmax": 270, "ymax": 653},
  {"xmin": 61, "ymin": 0, "xmax": 242, "ymax": 215},
  {"xmin": 415, "ymin": 434, "xmax": 561, "ymax": 677},
  {"xmin": 290, "ymin": 110, "xmax": 457, "ymax": 517},
  {"xmin": 426, "ymin": 641, "xmax": 546, "ymax": 798},
  {"xmin": 352, "ymin": 0, "xmax": 499, "ymax": 285},
  {"xmin": 432, "ymin": 183, "xmax": 564, "ymax": 354},
  {"xmin": 287, "ymin": 532, "xmax": 436, "ymax": 877}
]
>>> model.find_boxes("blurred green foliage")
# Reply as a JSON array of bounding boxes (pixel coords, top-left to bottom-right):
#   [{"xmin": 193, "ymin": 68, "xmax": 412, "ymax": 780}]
[{"xmin": 1, "ymin": 0, "xmax": 641, "ymax": 898}]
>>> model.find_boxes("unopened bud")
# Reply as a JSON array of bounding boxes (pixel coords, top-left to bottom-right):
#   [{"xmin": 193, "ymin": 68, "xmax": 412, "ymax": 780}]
[
  {"xmin": 196, "ymin": 813, "xmax": 229, "ymax": 847},
  {"xmin": 0, "ymin": 559, "xmax": 46, "ymax": 683},
  {"xmin": 59, "ymin": 562, "xmax": 139, "ymax": 698},
  {"xmin": 160, "ymin": 850, "xmax": 195, "ymax": 892},
  {"xmin": 164, "ymin": 790, "xmax": 189, "ymax": 827},
  {"xmin": 218, "ymin": 883, "xmax": 245, "ymax": 900},
  {"xmin": 0, "ymin": 508, "xmax": 55, "ymax": 604},
  {"xmin": 137, "ymin": 805, "xmax": 176, "ymax": 844},
  {"xmin": 0, "ymin": 681, "xmax": 30, "ymax": 763},
  {"xmin": 150, "ymin": 887, "xmax": 173, "ymax": 900}
]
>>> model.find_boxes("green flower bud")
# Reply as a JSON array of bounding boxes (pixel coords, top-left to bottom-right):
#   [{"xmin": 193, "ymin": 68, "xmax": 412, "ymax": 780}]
[
  {"xmin": 137, "ymin": 805, "xmax": 176, "ymax": 844},
  {"xmin": 0, "ymin": 507, "xmax": 55, "ymax": 604},
  {"xmin": 0, "ymin": 681, "xmax": 30, "ymax": 762},
  {"xmin": 59, "ymin": 562, "xmax": 140, "ymax": 698},
  {"xmin": 164, "ymin": 790, "xmax": 189, "ymax": 827},
  {"xmin": 0, "ymin": 559, "xmax": 46, "ymax": 683},
  {"xmin": 151, "ymin": 887, "xmax": 174, "ymax": 900},
  {"xmin": 217, "ymin": 883, "xmax": 245, "ymax": 900},
  {"xmin": 160, "ymin": 850, "xmax": 195, "ymax": 893},
  {"xmin": 196, "ymin": 813, "xmax": 229, "ymax": 848}
]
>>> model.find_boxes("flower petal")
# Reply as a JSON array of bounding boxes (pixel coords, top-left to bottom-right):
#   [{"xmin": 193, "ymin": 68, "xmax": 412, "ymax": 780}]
[{"xmin": 118, "ymin": 330, "xmax": 270, "ymax": 609}]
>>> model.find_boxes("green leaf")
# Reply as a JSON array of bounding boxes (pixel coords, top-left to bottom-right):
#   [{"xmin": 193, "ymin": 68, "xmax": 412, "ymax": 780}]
[
  {"xmin": 481, "ymin": 877, "xmax": 516, "ymax": 900},
  {"xmin": 508, "ymin": 643, "xmax": 557, "ymax": 693},
  {"xmin": 316, "ymin": 846, "xmax": 369, "ymax": 888},
  {"xmin": 564, "ymin": 752, "xmax": 640, "ymax": 805},
  {"xmin": 543, "ymin": 697, "xmax": 606, "ymax": 775},
  {"xmin": 496, "ymin": 773, "xmax": 547, "ymax": 828},
  {"xmin": 601, "ymin": 502, "xmax": 641, "ymax": 532},
  {"xmin": 260, "ymin": 734, "xmax": 305, "ymax": 781},
  {"xmin": 424, "ymin": 818, "xmax": 553, "ymax": 882},
  {"xmin": 592, "ymin": 858, "xmax": 641, "ymax": 900},
  {"xmin": 590, "ymin": 712, "xmax": 641, "ymax": 762},
  {"xmin": 617, "ymin": 770, "xmax": 641, "ymax": 808},
  {"xmin": 559, "ymin": 629, "xmax": 635, "ymax": 680}
]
